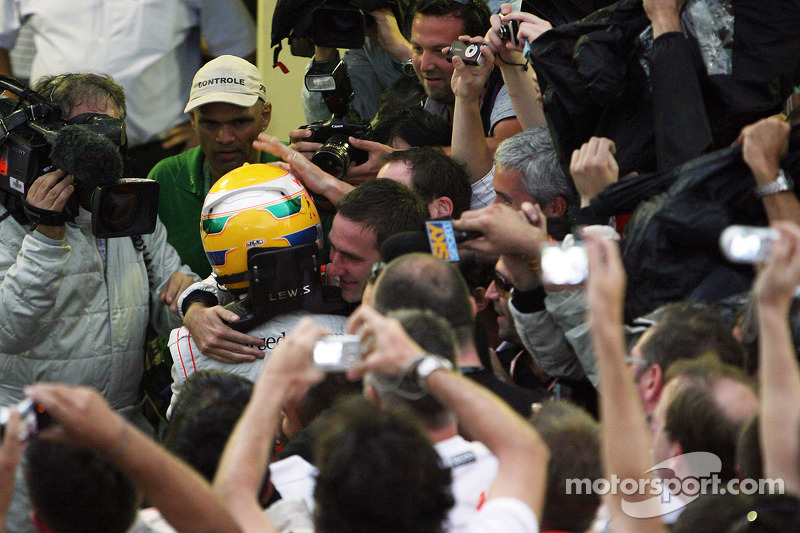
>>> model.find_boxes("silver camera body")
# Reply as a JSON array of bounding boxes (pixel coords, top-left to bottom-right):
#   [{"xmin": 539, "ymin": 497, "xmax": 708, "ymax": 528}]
[
  {"xmin": 313, "ymin": 334, "xmax": 362, "ymax": 372},
  {"xmin": 720, "ymin": 225, "xmax": 780, "ymax": 264}
]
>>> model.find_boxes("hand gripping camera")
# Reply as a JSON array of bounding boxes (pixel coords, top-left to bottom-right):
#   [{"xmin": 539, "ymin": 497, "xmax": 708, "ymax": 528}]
[
  {"xmin": 299, "ymin": 60, "xmax": 372, "ymax": 179},
  {"xmin": 0, "ymin": 75, "xmax": 159, "ymax": 238}
]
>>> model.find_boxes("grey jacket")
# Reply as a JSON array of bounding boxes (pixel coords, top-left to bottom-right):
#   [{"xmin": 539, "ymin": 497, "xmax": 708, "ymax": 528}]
[{"xmin": 0, "ymin": 208, "xmax": 196, "ymax": 413}]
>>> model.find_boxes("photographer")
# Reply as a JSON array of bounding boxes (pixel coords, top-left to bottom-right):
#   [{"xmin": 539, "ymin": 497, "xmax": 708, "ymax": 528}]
[
  {"xmin": 0, "ymin": 74, "xmax": 197, "ymax": 424},
  {"xmin": 301, "ymin": 4, "xmax": 415, "ymax": 126},
  {"xmin": 0, "ymin": 74, "xmax": 198, "ymax": 531}
]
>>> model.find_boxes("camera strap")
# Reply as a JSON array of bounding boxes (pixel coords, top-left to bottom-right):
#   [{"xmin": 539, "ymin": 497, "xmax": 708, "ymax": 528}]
[
  {"xmin": 22, "ymin": 200, "xmax": 65, "ymax": 227},
  {"xmin": 0, "ymin": 103, "xmax": 53, "ymax": 140}
]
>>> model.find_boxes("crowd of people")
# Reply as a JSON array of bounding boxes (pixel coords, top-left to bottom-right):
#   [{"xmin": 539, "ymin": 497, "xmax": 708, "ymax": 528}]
[{"xmin": 1, "ymin": 0, "xmax": 800, "ymax": 532}]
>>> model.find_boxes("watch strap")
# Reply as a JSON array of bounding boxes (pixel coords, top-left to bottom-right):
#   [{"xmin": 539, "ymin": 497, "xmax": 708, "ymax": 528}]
[{"xmin": 755, "ymin": 169, "xmax": 793, "ymax": 198}]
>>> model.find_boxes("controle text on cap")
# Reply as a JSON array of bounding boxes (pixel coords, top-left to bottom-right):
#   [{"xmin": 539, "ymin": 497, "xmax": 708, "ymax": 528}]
[{"xmin": 184, "ymin": 55, "xmax": 267, "ymax": 113}]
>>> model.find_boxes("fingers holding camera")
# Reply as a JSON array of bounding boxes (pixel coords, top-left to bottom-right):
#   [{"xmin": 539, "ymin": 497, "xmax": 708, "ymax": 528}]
[
  {"xmin": 345, "ymin": 305, "xmax": 425, "ymax": 381},
  {"xmin": 516, "ymin": 14, "xmax": 552, "ymax": 44},
  {"xmin": 288, "ymin": 128, "xmax": 322, "ymax": 161},
  {"xmin": 584, "ymin": 228, "xmax": 627, "ymax": 327},
  {"xmin": 259, "ymin": 318, "xmax": 328, "ymax": 401},
  {"xmin": 344, "ymin": 137, "xmax": 394, "ymax": 184},
  {"xmin": 754, "ymin": 222, "xmax": 800, "ymax": 312},
  {"xmin": 26, "ymin": 170, "xmax": 73, "ymax": 239},
  {"xmin": 25, "ymin": 383, "xmax": 124, "ymax": 456}
]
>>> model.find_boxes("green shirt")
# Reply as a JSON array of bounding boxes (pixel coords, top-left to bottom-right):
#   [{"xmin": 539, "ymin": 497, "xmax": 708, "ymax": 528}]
[{"xmin": 147, "ymin": 146, "xmax": 280, "ymax": 278}]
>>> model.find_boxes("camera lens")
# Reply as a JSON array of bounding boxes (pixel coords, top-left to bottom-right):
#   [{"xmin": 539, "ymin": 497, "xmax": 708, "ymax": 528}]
[
  {"xmin": 98, "ymin": 184, "xmax": 140, "ymax": 232},
  {"xmin": 312, "ymin": 134, "xmax": 352, "ymax": 179},
  {"xmin": 498, "ymin": 25, "xmax": 510, "ymax": 41}
]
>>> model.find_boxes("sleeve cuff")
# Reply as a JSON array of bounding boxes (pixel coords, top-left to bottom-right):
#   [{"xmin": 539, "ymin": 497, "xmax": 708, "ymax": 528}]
[{"xmin": 510, "ymin": 285, "xmax": 547, "ymax": 314}]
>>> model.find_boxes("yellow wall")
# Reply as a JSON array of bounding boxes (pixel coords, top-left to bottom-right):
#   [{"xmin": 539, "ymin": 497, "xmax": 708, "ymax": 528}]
[{"xmin": 257, "ymin": 0, "xmax": 314, "ymax": 141}]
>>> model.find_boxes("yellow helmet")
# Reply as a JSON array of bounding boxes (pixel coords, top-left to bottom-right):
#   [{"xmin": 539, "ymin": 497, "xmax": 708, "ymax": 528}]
[{"xmin": 200, "ymin": 163, "xmax": 322, "ymax": 291}]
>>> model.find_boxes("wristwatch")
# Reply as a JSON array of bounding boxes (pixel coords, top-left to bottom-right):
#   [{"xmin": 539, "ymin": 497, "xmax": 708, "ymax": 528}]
[
  {"xmin": 414, "ymin": 354, "xmax": 453, "ymax": 387},
  {"xmin": 755, "ymin": 169, "xmax": 793, "ymax": 198},
  {"xmin": 402, "ymin": 58, "xmax": 415, "ymax": 77}
]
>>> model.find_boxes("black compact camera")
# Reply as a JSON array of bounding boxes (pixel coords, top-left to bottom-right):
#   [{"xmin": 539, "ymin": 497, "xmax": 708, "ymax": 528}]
[
  {"xmin": 498, "ymin": 20, "xmax": 520, "ymax": 45},
  {"xmin": 0, "ymin": 76, "xmax": 159, "ymax": 238},
  {"xmin": 446, "ymin": 40, "xmax": 485, "ymax": 66},
  {"xmin": 299, "ymin": 60, "xmax": 372, "ymax": 179}
]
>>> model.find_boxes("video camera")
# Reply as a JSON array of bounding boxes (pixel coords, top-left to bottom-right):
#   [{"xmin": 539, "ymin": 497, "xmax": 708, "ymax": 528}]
[
  {"xmin": 299, "ymin": 60, "xmax": 372, "ymax": 179},
  {"xmin": 0, "ymin": 75, "xmax": 159, "ymax": 238}
]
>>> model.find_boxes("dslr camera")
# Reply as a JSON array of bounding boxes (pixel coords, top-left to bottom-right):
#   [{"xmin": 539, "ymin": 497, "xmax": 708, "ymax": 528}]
[
  {"xmin": 0, "ymin": 75, "xmax": 159, "ymax": 238},
  {"xmin": 299, "ymin": 60, "xmax": 372, "ymax": 179}
]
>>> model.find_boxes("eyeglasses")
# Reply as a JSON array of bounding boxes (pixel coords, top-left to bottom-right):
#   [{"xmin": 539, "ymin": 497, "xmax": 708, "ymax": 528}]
[{"xmin": 493, "ymin": 271, "xmax": 513, "ymax": 298}]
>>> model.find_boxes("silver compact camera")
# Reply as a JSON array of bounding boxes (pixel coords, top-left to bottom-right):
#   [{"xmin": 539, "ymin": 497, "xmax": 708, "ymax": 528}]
[
  {"xmin": 313, "ymin": 334, "xmax": 362, "ymax": 372},
  {"xmin": 541, "ymin": 242, "xmax": 589, "ymax": 286},
  {"xmin": 498, "ymin": 20, "xmax": 520, "ymax": 45},
  {"xmin": 0, "ymin": 398, "xmax": 53, "ymax": 441},
  {"xmin": 719, "ymin": 225, "xmax": 779, "ymax": 264}
]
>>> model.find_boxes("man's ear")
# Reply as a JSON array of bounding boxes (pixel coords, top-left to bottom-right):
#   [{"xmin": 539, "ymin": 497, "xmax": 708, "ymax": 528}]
[
  {"xmin": 429, "ymin": 196, "xmax": 454, "ymax": 218},
  {"xmin": 638, "ymin": 363, "xmax": 664, "ymax": 410},
  {"xmin": 472, "ymin": 286, "xmax": 489, "ymax": 312},
  {"xmin": 547, "ymin": 196, "xmax": 568, "ymax": 218},
  {"xmin": 261, "ymin": 101, "xmax": 272, "ymax": 131}
]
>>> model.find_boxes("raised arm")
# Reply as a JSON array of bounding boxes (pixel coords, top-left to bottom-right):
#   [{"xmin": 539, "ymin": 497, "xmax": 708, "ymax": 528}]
[
  {"xmin": 483, "ymin": 3, "xmax": 549, "ymax": 130},
  {"xmin": 753, "ymin": 221, "xmax": 800, "ymax": 497},
  {"xmin": 27, "ymin": 383, "xmax": 240, "ymax": 533},
  {"xmin": 449, "ymin": 39, "xmax": 497, "ymax": 184},
  {"xmin": 347, "ymin": 305, "xmax": 549, "ymax": 518},
  {"xmin": 214, "ymin": 318, "xmax": 329, "ymax": 533},
  {"xmin": 739, "ymin": 116, "xmax": 800, "ymax": 225},
  {"xmin": 584, "ymin": 230, "xmax": 665, "ymax": 533}
]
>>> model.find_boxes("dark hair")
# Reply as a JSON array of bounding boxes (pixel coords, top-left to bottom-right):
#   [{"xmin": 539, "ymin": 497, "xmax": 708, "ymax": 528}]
[
  {"xmin": 673, "ymin": 493, "xmax": 755, "ymax": 533},
  {"xmin": 531, "ymin": 401, "xmax": 602, "ymax": 533},
  {"xmin": 640, "ymin": 301, "xmax": 747, "ymax": 373},
  {"xmin": 373, "ymin": 253, "xmax": 475, "ymax": 348},
  {"xmin": 663, "ymin": 355, "xmax": 756, "ymax": 481},
  {"xmin": 313, "ymin": 396, "xmax": 453, "ymax": 533},
  {"xmin": 736, "ymin": 414, "xmax": 763, "ymax": 482},
  {"xmin": 372, "ymin": 104, "xmax": 452, "ymax": 148},
  {"xmin": 34, "ymin": 73, "xmax": 127, "ymax": 120},
  {"xmin": 335, "ymin": 179, "xmax": 428, "ymax": 246},
  {"xmin": 411, "ymin": 0, "xmax": 491, "ymax": 39},
  {"xmin": 25, "ymin": 440, "xmax": 138, "ymax": 533},
  {"xmin": 368, "ymin": 309, "xmax": 458, "ymax": 429},
  {"xmin": 164, "ymin": 370, "xmax": 254, "ymax": 481},
  {"xmin": 381, "ymin": 147, "xmax": 472, "ymax": 217},
  {"xmin": 295, "ymin": 372, "xmax": 365, "ymax": 429}
]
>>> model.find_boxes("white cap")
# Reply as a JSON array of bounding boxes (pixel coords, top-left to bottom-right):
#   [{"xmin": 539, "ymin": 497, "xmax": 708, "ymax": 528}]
[{"xmin": 184, "ymin": 55, "xmax": 267, "ymax": 113}]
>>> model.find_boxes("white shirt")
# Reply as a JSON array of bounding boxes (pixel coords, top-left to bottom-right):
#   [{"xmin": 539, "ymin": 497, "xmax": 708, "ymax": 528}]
[
  {"xmin": 269, "ymin": 435, "xmax": 499, "ymax": 533},
  {"xmin": 0, "ymin": 0, "xmax": 256, "ymax": 146},
  {"xmin": 168, "ymin": 310, "xmax": 348, "ymax": 416}
]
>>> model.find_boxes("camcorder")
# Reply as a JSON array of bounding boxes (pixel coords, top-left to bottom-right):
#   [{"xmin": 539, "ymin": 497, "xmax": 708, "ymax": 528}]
[
  {"xmin": 0, "ymin": 75, "xmax": 159, "ymax": 238},
  {"xmin": 300, "ymin": 60, "xmax": 372, "ymax": 179},
  {"xmin": 273, "ymin": 0, "xmax": 409, "ymax": 57}
]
